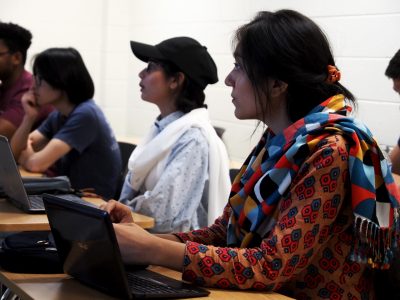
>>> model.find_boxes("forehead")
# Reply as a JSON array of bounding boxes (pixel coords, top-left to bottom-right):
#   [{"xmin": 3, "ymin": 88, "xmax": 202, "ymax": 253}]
[{"xmin": 0, "ymin": 39, "xmax": 8, "ymax": 50}]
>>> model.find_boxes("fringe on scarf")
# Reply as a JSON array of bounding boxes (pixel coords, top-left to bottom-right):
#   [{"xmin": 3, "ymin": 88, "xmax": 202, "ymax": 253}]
[{"xmin": 350, "ymin": 210, "xmax": 400, "ymax": 270}]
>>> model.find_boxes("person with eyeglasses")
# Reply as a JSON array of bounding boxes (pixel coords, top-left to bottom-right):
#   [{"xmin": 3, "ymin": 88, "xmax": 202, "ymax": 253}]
[
  {"xmin": 10, "ymin": 47, "xmax": 122, "ymax": 200},
  {"xmin": 0, "ymin": 22, "xmax": 53, "ymax": 140},
  {"xmin": 117, "ymin": 37, "xmax": 231, "ymax": 233}
]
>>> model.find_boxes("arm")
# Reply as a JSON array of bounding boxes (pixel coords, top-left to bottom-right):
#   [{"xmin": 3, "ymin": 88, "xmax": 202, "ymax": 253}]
[
  {"xmin": 10, "ymin": 89, "xmax": 48, "ymax": 159},
  {"xmin": 120, "ymin": 128, "xmax": 209, "ymax": 233},
  {"xmin": 0, "ymin": 118, "xmax": 17, "ymax": 140},
  {"xmin": 18, "ymin": 137, "xmax": 71, "ymax": 173},
  {"xmin": 390, "ymin": 144, "xmax": 400, "ymax": 175}
]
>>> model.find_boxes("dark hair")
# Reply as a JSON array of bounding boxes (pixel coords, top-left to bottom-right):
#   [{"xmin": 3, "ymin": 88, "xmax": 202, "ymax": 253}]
[
  {"xmin": 385, "ymin": 49, "xmax": 400, "ymax": 79},
  {"xmin": 234, "ymin": 10, "xmax": 355, "ymax": 123},
  {"xmin": 33, "ymin": 48, "xmax": 94, "ymax": 104},
  {"xmin": 157, "ymin": 60, "xmax": 206, "ymax": 113},
  {"xmin": 0, "ymin": 22, "xmax": 32, "ymax": 64}
]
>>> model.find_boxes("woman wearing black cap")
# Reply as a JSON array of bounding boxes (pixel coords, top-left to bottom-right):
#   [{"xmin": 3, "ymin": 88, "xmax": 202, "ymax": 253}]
[{"xmin": 119, "ymin": 37, "xmax": 231, "ymax": 233}]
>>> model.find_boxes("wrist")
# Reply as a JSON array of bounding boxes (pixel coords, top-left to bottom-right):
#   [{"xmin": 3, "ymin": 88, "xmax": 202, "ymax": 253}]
[
  {"xmin": 149, "ymin": 236, "xmax": 185, "ymax": 271},
  {"xmin": 22, "ymin": 115, "xmax": 36, "ymax": 127}
]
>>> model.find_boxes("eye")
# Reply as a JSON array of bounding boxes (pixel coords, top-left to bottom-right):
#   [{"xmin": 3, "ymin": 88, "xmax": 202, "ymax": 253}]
[
  {"xmin": 233, "ymin": 62, "xmax": 241, "ymax": 70},
  {"xmin": 146, "ymin": 62, "xmax": 155, "ymax": 72}
]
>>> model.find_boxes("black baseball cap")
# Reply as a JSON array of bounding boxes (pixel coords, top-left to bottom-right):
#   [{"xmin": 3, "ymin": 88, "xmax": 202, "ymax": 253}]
[{"xmin": 130, "ymin": 37, "xmax": 218, "ymax": 90}]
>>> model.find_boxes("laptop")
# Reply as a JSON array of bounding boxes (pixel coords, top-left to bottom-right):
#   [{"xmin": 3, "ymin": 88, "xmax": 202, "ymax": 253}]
[
  {"xmin": 42, "ymin": 194, "xmax": 210, "ymax": 299},
  {"xmin": 0, "ymin": 135, "xmax": 82, "ymax": 213}
]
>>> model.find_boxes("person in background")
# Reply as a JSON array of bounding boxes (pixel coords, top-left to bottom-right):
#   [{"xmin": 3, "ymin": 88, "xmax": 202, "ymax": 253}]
[
  {"xmin": 11, "ymin": 47, "xmax": 122, "ymax": 199},
  {"xmin": 0, "ymin": 22, "xmax": 52, "ymax": 139},
  {"xmin": 119, "ymin": 37, "xmax": 231, "ymax": 233},
  {"xmin": 385, "ymin": 49, "xmax": 400, "ymax": 175},
  {"xmin": 102, "ymin": 10, "xmax": 400, "ymax": 299}
]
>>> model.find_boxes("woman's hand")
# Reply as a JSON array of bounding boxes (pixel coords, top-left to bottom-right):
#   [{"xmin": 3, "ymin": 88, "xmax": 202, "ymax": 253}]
[
  {"xmin": 21, "ymin": 89, "xmax": 40, "ymax": 121},
  {"xmin": 100, "ymin": 200, "xmax": 134, "ymax": 223},
  {"xmin": 113, "ymin": 223, "xmax": 186, "ymax": 270}
]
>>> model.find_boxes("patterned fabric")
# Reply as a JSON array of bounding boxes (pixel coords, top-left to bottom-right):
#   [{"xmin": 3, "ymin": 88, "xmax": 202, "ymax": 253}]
[
  {"xmin": 176, "ymin": 134, "xmax": 375, "ymax": 298},
  {"xmin": 227, "ymin": 94, "xmax": 400, "ymax": 268}
]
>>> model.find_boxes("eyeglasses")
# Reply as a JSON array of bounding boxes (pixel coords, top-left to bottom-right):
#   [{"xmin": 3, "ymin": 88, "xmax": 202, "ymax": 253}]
[{"xmin": 34, "ymin": 75, "xmax": 43, "ymax": 87}]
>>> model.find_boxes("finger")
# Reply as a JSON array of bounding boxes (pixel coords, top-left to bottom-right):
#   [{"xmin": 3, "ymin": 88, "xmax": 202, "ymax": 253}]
[{"xmin": 27, "ymin": 100, "xmax": 37, "ymax": 107}]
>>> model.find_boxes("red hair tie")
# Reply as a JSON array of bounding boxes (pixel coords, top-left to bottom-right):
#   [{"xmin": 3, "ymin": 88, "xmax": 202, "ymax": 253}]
[{"xmin": 326, "ymin": 65, "xmax": 341, "ymax": 84}]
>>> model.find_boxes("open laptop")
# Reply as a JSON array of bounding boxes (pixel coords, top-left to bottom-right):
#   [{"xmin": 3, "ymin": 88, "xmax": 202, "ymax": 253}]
[
  {"xmin": 0, "ymin": 135, "xmax": 81, "ymax": 213},
  {"xmin": 43, "ymin": 194, "xmax": 210, "ymax": 299}
]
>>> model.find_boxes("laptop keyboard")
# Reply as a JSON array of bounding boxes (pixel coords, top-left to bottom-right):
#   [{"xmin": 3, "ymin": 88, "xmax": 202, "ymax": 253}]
[
  {"xmin": 28, "ymin": 195, "xmax": 45, "ymax": 209},
  {"xmin": 127, "ymin": 272, "xmax": 206, "ymax": 297},
  {"xmin": 28, "ymin": 194, "xmax": 85, "ymax": 209}
]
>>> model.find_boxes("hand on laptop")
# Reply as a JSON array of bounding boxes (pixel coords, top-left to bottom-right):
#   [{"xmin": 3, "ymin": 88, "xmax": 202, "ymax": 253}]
[{"xmin": 100, "ymin": 200, "xmax": 134, "ymax": 223}]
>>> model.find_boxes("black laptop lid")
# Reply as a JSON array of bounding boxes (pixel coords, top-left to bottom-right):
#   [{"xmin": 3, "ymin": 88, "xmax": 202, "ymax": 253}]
[
  {"xmin": 43, "ymin": 194, "xmax": 132, "ymax": 299},
  {"xmin": 0, "ymin": 135, "xmax": 37, "ymax": 212}
]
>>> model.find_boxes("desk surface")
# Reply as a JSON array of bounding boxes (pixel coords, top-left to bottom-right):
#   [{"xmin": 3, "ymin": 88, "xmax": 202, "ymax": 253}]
[
  {"xmin": 0, "ymin": 266, "xmax": 293, "ymax": 300},
  {"xmin": 0, "ymin": 198, "xmax": 154, "ymax": 231}
]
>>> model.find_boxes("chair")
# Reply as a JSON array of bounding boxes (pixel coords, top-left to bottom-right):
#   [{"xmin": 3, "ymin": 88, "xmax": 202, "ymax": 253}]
[
  {"xmin": 114, "ymin": 141, "xmax": 136, "ymax": 199},
  {"xmin": 213, "ymin": 126, "xmax": 226, "ymax": 139}
]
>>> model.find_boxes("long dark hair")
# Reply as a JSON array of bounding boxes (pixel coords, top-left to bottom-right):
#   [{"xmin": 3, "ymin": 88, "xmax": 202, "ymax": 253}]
[
  {"xmin": 234, "ymin": 10, "xmax": 355, "ymax": 123},
  {"xmin": 33, "ymin": 47, "xmax": 94, "ymax": 105}
]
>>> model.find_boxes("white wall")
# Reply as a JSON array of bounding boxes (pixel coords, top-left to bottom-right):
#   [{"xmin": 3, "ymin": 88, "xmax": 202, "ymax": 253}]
[{"xmin": 1, "ymin": 0, "xmax": 400, "ymax": 163}]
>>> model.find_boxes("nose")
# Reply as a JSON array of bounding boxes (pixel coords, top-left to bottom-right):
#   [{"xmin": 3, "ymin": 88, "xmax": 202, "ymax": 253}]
[
  {"xmin": 139, "ymin": 68, "xmax": 146, "ymax": 79},
  {"xmin": 225, "ymin": 71, "xmax": 234, "ymax": 87}
]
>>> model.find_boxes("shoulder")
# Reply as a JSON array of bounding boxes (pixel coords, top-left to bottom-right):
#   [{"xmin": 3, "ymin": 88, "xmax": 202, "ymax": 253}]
[
  {"xmin": 18, "ymin": 70, "xmax": 33, "ymax": 90},
  {"xmin": 308, "ymin": 134, "xmax": 349, "ymax": 164},
  {"xmin": 295, "ymin": 134, "xmax": 349, "ymax": 181},
  {"xmin": 69, "ymin": 100, "xmax": 100, "ymax": 120},
  {"xmin": 178, "ymin": 126, "xmax": 208, "ymax": 148}
]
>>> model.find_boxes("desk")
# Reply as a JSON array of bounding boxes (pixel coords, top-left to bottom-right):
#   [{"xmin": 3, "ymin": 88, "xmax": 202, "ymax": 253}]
[
  {"xmin": 0, "ymin": 266, "xmax": 293, "ymax": 300},
  {"xmin": 0, "ymin": 198, "xmax": 154, "ymax": 231}
]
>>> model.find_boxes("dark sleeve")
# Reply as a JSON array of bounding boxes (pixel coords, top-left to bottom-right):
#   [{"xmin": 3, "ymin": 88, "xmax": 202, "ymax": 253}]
[
  {"xmin": 37, "ymin": 111, "xmax": 58, "ymax": 139},
  {"xmin": 53, "ymin": 107, "xmax": 98, "ymax": 153}
]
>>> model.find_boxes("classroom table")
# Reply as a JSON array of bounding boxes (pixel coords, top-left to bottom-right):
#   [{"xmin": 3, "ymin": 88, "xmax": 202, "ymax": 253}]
[
  {"xmin": 0, "ymin": 266, "xmax": 293, "ymax": 300},
  {"xmin": 0, "ymin": 167, "xmax": 155, "ymax": 231},
  {"xmin": 0, "ymin": 197, "xmax": 154, "ymax": 232}
]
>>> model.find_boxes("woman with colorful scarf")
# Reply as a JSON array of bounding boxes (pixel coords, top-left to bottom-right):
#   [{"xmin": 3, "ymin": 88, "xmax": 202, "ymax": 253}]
[{"xmin": 102, "ymin": 10, "xmax": 400, "ymax": 299}]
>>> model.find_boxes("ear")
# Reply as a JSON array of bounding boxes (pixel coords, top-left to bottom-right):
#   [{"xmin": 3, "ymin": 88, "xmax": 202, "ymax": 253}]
[
  {"xmin": 169, "ymin": 72, "xmax": 185, "ymax": 90},
  {"xmin": 270, "ymin": 79, "xmax": 288, "ymax": 98},
  {"xmin": 10, "ymin": 51, "xmax": 23, "ymax": 66}
]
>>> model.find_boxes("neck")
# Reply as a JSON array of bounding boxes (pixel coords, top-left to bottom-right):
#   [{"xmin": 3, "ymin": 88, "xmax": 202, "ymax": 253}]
[
  {"xmin": 157, "ymin": 98, "xmax": 177, "ymax": 118},
  {"xmin": 53, "ymin": 94, "xmax": 77, "ymax": 117},
  {"xmin": 262, "ymin": 94, "xmax": 292, "ymax": 135}
]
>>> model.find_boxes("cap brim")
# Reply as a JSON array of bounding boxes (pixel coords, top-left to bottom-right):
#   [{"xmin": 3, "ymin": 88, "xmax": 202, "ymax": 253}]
[{"xmin": 130, "ymin": 41, "xmax": 165, "ymax": 63}]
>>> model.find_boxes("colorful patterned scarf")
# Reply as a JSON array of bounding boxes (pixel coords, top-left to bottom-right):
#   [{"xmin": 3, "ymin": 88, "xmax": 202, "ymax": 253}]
[{"xmin": 227, "ymin": 94, "xmax": 400, "ymax": 268}]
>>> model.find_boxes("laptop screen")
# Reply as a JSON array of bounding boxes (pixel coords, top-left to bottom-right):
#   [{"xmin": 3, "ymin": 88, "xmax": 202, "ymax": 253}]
[
  {"xmin": 43, "ymin": 194, "xmax": 132, "ymax": 299},
  {"xmin": 0, "ymin": 136, "xmax": 31, "ymax": 207}
]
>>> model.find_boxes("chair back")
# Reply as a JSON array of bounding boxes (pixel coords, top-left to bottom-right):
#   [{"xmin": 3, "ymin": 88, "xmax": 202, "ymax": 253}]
[{"xmin": 114, "ymin": 141, "xmax": 136, "ymax": 199}]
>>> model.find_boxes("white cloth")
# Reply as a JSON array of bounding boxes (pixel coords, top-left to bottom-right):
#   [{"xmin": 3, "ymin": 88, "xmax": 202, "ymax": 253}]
[{"xmin": 128, "ymin": 108, "xmax": 231, "ymax": 224}]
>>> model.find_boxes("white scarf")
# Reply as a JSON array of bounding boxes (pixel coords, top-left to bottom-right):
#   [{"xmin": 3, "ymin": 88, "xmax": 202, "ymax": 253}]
[{"xmin": 128, "ymin": 108, "xmax": 231, "ymax": 225}]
